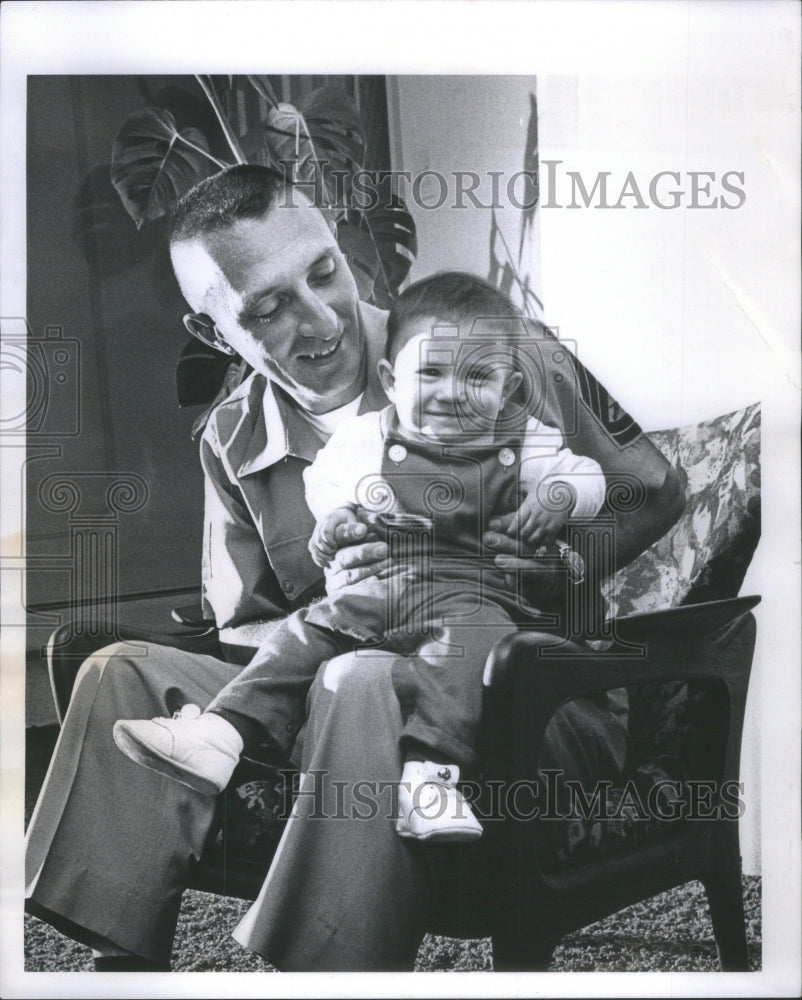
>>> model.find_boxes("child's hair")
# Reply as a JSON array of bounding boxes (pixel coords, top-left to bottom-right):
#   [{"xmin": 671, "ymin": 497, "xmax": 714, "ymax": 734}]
[{"xmin": 385, "ymin": 271, "xmax": 526, "ymax": 363}]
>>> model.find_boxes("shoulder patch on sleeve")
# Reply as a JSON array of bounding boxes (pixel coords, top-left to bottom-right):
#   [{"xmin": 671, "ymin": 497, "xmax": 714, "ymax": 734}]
[{"xmin": 564, "ymin": 350, "xmax": 643, "ymax": 447}]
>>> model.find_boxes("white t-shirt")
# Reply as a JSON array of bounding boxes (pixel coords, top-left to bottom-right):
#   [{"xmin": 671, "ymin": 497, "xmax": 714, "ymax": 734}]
[{"xmin": 298, "ymin": 393, "xmax": 365, "ymax": 439}]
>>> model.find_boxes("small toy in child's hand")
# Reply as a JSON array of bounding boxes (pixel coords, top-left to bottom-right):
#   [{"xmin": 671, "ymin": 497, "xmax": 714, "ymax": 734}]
[{"xmin": 532, "ymin": 540, "xmax": 586, "ymax": 585}]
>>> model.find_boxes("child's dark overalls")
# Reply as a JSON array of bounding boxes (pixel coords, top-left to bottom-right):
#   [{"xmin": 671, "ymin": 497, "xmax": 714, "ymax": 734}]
[{"xmin": 208, "ymin": 407, "xmax": 574, "ymax": 769}]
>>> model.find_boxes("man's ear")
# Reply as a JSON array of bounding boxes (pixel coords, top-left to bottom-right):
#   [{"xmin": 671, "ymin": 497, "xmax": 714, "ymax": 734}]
[
  {"xmin": 501, "ymin": 370, "xmax": 523, "ymax": 405},
  {"xmin": 182, "ymin": 313, "xmax": 235, "ymax": 355},
  {"xmin": 377, "ymin": 358, "xmax": 396, "ymax": 398}
]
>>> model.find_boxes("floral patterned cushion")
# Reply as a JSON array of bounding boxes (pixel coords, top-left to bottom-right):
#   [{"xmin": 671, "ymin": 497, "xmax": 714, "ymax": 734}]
[
  {"xmin": 207, "ymin": 752, "xmax": 297, "ymax": 867},
  {"xmin": 540, "ymin": 757, "xmax": 690, "ymax": 871},
  {"xmin": 602, "ymin": 403, "xmax": 761, "ymax": 619}
]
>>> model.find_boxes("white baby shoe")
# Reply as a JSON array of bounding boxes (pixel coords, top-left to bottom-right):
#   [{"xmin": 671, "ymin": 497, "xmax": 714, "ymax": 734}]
[
  {"xmin": 113, "ymin": 705, "xmax": 243, "ymax": 795},
  {"xmin": 396, "ymin": 760, "xmax": 483, "ymax": 842}
]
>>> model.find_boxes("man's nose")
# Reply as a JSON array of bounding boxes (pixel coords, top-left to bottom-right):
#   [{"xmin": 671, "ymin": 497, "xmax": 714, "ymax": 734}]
[{"xmin": 296, "ymin": 288, "xmax": 338, "ymax": 338}]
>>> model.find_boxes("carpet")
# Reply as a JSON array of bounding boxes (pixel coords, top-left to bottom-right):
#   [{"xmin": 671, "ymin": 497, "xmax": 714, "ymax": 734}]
[{"xmin": 24, "ymin": 875, "xmax": 760, "ymax": 972}]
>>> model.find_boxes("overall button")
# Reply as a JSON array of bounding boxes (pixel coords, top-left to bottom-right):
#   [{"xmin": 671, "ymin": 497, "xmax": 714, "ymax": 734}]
[
  {"xmin": 281, "ymin": 579, "xmax": 295, "ymax": 595},
  {"xmin": 498, "ymin": 447, "xmax": 516, "ymax": 467},
  {"xmin": 388, "ymin": 444, "xmax": 407, "ymax": 463}
]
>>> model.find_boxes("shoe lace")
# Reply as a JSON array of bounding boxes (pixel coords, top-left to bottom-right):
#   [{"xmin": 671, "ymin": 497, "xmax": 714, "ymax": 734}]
[{"xmin": 171, "ymin": 703, "xmax": 202, "ymax": 721}]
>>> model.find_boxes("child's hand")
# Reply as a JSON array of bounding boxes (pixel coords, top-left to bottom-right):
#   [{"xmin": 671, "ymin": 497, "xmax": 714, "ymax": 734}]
[
  {"xmin": 494, "ymin": 482, "xmax": 577, "ymax": 549},
  {"xmin": 309, "ymin": 506, "xmax": 366, "ymax": 568}
]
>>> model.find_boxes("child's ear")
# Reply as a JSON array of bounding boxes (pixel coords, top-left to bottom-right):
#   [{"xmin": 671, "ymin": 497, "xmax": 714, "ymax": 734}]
[
  {"xmin": 377, "ymin": 359, "xmax": 396, "ymax": 398},
  {"xmin": 501, "ymin": 370, "xmax": 523, "ymax": 404}
]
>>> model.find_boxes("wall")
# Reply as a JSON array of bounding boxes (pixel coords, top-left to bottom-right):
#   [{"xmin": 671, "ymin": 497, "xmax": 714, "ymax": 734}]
[
  {"xmin": 536, "ymin": 65, "xmax": 798, "ymax": 876},
  {"xmin": 23, "ymin": 76, "xmax": 213, "ymax": 719},
  {"xmin": 26, "ymin": 76, "xmax": 209, "ymax": 609},
  {"xmin": 537, "ymin": 73, "xmax": 794, "ymax": 432},
  {"xmin": 388, "ymin": 76, "xmax": 542, "ymax": 311}
]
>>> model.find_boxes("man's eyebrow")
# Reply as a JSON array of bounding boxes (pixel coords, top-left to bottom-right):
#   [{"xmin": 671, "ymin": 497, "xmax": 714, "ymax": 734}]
[{"xmin": 238, "ymin": 250, "xmax": 337, "ymax": 318}]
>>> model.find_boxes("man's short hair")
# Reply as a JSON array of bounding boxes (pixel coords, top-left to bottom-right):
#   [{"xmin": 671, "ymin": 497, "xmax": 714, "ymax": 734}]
[
  {"xmin": 385, "ymin": 271, "xmax": 525, "ymax": 363},
  {"xmin": 170, "ymin": 164, "xmax": 293, "ymax": 247}
]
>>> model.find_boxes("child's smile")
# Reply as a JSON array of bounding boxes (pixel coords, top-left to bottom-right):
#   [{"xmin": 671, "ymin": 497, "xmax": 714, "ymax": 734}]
[{"xmin": 378, "ymin": 326, "xmax": 522, "ymax": 443}]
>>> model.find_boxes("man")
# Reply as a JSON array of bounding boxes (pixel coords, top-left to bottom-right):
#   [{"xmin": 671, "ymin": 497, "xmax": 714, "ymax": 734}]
[
  {"xmin": 171, "ymin": 164, "xmax": 392, "ymax": 656},
  {"xmin": 25, "ymin": 165, "xmax": 685, "ymax": 970}
]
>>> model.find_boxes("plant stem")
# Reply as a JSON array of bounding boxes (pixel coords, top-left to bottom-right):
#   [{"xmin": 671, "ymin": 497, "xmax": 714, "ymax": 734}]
[
  {"xmin": 176, "ymin": 134, "xmax": 230, "ymax": 171},
  {"xmin": 363, "ymin": 216, "xmax": 393, "ymax": 301},
  {"xmin": 491, "ymin": 210, "xmax": 544, "ymax": 316},
  {"xmin": 196, "ymin": 75, "xmax": 247, "ymax": 164}
]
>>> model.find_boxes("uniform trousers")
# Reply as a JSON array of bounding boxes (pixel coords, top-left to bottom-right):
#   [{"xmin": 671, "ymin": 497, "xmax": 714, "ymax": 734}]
[
  {"xmin": 208, "ymin": 578, "xmax": 523, "ymax": 769},
  {"xmin": 25, "ymin": 637, "xmax": 627, "ymax": 969},
  {"xmin": 233, "ymin": 643, "xmax": 628, "ymax": 969},
  {"xmin": 25, "ymin": 643, "xmax": 239, "ymax": 964}
]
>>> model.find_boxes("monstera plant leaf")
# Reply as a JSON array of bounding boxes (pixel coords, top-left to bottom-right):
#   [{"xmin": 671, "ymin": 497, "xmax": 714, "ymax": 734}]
[
  {"xmin": 361, "ymin": 201, "xmax": 418, "ymax": 308},
  {"xmin": 246, "ymin": 74, "xmax": 279, "ymax": 108},
  {"xmin": 301, "ymin": 86, "xmax": 367, "ymax": 181},
  {"xmin": 111, "ymin": 107, "xmax": 223, "ymax": 228},
  {"xmin": 261, "ymin": 87, "xmax": 366, "ymax": 208},
  {"xmin": 72, "ymin": 164, "xmax": 167, "ymax": 276},
  {"xmin": 335, "ymin": 222, "xmax": 381, "ymax": 301},
  {"xmin": 338, "ymin": 198, "xmax": 417, "ymax": 308}
]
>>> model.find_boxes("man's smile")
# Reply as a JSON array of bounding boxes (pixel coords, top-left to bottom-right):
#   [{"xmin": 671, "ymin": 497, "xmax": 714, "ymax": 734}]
[{"xmin": 297, "ymin": 333, "xmax": 344, "ymax": 362}]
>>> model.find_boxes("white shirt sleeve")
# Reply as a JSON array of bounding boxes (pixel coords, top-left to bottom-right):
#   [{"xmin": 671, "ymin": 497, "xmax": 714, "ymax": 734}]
[
  {"xmin": 302, "ymin": 410, "xmax": 387, "ymax": 521},
  {"xmin": 518, "ymin": 416, "xmax": 607, "ymax": 519}
]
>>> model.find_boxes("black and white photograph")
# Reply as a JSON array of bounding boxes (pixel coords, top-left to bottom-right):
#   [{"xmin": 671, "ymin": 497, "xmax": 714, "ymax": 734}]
[{"xmin": 1, "ymin": 2, "xmax": 799, "ymax": 997}]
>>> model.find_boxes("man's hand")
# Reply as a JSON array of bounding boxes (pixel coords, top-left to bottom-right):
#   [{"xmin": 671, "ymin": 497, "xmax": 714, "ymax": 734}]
[
  {"xmin": 326, "ymin": 533, "xmax": 393, "ymax": 588},
  {"xmin": 312, "ymin": 506, "xmax": 391, "ymax": 587},
  {"xmin": 309, "ymin": 506, "xmax": 367, "ymax": 568},
  {"xmin": 483, "ymin": 510, "xmax": 566, "ymax": 603}
]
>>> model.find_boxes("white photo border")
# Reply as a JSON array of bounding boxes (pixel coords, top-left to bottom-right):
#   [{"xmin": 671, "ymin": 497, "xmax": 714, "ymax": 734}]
[{"xmin": 1, "ymin": 2, "xmax": 799, "ymax": 998}]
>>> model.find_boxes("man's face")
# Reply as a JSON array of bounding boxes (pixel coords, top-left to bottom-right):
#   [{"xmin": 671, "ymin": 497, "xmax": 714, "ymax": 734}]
[
  {"xmin": 174, "ymin": 199, "xmax": 365, "ymax": 414},
  {"xmin": 381, "ymin": 323, "xmax": 521, "ymax": 441}
]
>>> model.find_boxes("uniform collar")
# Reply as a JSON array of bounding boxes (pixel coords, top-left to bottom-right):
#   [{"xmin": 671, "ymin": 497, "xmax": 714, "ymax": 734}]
[{"xmin": 236, "ymin": 302, "xmax": 389, "ymax": 478}]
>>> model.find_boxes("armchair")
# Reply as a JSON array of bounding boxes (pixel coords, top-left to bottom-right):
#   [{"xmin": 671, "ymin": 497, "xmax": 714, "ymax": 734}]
[{"xmin": 45, "ymin": 402, "xmax": 761, "ymax": 970}]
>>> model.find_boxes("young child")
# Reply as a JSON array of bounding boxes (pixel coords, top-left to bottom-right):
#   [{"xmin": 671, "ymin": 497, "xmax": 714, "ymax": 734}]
[{"xmin": 114, "ymin": 272, "xmax": 606, "ymax": 843}]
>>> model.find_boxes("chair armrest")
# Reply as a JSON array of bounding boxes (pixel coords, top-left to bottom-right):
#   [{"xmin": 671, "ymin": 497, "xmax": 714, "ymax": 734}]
[
  {"xmin": 486, "ymin": 605, "xmax": 757, "ymax": 698},
  {"xmin": 171, "ymin": 604, "xmax": 217, "ymax": 628},
  {"xmin": 608, "ymin": 595, "xmax": 761, "ymax": 642},
  {"xmin": 481, "ymin": 605, "xmax": 758, "ymax": 794},
  {"xmin": 47, "ymin": 620, "xmax": 221, "ymax": 724},
  {"xmin": 484, "ymin": 596, "xmax": 760, "ymax": 694}
]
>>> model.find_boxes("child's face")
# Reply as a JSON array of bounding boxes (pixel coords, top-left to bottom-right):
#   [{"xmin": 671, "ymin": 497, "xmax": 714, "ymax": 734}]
[{"xmin": 378, "ymin": 321, "xmax": 522, "ymax": 440}]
